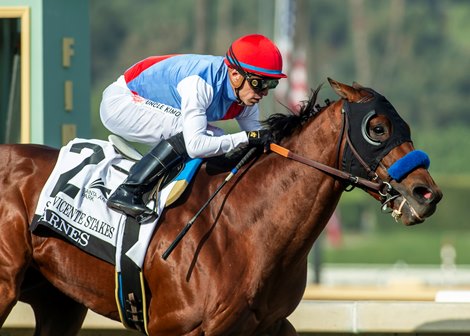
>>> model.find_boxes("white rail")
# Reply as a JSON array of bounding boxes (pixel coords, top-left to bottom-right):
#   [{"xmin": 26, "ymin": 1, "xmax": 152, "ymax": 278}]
[{"xmin": 5, "ymin": 295, "xmax": 470, "ymax": 334}]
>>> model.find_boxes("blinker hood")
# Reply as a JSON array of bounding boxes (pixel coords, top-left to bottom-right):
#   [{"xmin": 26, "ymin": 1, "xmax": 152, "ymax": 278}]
[{"xmin": 342, "ymin": 89, "xmax": 411, "ymax": 179}]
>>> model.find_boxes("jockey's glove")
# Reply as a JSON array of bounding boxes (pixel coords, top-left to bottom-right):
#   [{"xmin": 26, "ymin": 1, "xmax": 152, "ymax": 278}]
[{"xmin": 246, "ymin": 129, "xmax": 272, "ymax": 148}]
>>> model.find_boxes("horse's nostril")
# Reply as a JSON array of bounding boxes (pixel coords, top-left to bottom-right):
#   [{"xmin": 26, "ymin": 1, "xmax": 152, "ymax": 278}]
[{"xmin": 413, "ymin": 185, "xmax": 434, "ymax": 203}]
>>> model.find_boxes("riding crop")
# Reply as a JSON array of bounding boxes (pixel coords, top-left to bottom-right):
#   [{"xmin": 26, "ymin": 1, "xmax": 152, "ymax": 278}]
[{"xmin": 162, "ymin": 147, "xmax": 257, "ymax": 260}]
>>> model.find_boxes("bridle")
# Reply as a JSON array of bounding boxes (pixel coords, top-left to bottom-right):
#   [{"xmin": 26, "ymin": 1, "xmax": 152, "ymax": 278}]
[
  {"xmin": 269, "ymin": 120, "xmax": 396, "ymax": 203},
  {"xmin": 269, "ymin": 92, "xmax": 429, "ymax": 218}
]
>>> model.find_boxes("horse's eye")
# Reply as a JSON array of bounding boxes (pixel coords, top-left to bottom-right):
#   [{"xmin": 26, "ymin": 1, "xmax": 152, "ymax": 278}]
[{"xmin": 372, "ymin": 125, "xmax": 385, "ymax": 135}]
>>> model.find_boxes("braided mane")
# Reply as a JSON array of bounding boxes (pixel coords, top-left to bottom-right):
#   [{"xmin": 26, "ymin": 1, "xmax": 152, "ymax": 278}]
[{"xmin": 262, "ymin": 84, "xmax": 325, "ymax": 143}]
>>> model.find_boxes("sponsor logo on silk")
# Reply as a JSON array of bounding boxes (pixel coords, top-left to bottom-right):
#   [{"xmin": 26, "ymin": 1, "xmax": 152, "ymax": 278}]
[{"xmin": 144, "ymin": 100, "xmax": 182, "ymax": 117}]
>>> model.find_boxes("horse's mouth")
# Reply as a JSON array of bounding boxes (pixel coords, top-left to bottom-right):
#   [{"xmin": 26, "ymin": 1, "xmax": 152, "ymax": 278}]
[
  {"xmin": 384, "ymin": 180, "xmax": 442, "ymax": 226},
  {"xmin": 390, "ymin": 195, "xmax": 438, "ymax": 226}
]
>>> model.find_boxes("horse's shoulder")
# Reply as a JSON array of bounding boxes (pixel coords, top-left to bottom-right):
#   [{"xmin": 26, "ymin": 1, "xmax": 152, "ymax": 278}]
[
  {"xmin": 0, "ymin": 143, "xmax": 58, "ymax": 158},
  {"xmin": 0, "ymin": 144, "xmax": 58, "ymax": 174}
]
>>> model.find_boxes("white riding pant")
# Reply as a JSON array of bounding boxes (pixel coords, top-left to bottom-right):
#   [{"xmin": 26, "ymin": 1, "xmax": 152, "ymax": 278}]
[{"xmin": 100, "ymin": 76, "xmax": 184, "ymax": 146}]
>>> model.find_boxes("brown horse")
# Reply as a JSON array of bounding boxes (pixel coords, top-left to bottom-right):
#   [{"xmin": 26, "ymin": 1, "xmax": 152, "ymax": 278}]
[{"xmin": 0, "ymin": 78, "xmax": 441, "ymax": 335}]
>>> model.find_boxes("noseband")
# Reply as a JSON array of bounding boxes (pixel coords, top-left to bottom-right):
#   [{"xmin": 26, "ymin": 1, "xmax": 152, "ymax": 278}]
[{"xmin": 270, "ymin": 89, "xmax": 431, "ymax": 216}]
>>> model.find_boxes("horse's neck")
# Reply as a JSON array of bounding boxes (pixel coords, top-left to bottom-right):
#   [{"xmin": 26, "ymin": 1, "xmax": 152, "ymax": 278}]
[{"xmin": 252, "ymin": 106, "xmax": 344, "ymax": 261}]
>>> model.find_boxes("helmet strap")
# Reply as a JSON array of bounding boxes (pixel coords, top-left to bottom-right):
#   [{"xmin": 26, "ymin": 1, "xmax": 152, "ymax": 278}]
[
  {"xmin": 234, "ymin": 78, "xmax": 246, "ymax": 106},
  {"xmin": 227, "ymin": 65, "xmax": 246, "ymax": 105},
  {"xmin": 226, "ymin": 45, "xmax": 249, "ymax": 105}
]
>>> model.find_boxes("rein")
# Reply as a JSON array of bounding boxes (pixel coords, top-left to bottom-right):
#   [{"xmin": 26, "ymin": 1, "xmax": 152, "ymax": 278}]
[{"xmin": 269, "ymin": 143, "xmax": 389, "ymax": 194}]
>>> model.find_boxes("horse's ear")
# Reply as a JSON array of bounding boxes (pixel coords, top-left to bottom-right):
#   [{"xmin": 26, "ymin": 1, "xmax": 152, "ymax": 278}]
[
  {"xmin": 328, "ymin": 77, "xmax": 358, "ymax": 101},
  {"xmin": 352, "ymin": 81, "xmax": 364, "ymax": 89},
  {"xmin": 328, "ymin": 77, "xmax": 373, "ymax": 103}
]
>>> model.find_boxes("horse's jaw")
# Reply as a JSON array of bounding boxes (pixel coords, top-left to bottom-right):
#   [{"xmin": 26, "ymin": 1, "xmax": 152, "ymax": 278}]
[
  {"xmin": 385, "ymin": 176, "xmax": 442, "ymax": 226},
  {"xmin": 391, "ymin": 193, "xmax": 441, "ymax": 226}
]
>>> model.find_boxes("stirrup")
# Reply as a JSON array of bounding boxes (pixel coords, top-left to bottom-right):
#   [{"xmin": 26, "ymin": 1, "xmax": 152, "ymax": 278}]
[
  {"xmin": 136, "ymin": 210, "xmax": 158, "ymax": 223},
  {"xmin": 107, "ymin": 199, "xmax": 157, "ymax": 222},
  {"xmin": 134, "ymin": 181, "xmax": 161, "ymax": 223},
  {"xmin": 136, "ymin": 192, "xmax": 159, "ymax": 223}
]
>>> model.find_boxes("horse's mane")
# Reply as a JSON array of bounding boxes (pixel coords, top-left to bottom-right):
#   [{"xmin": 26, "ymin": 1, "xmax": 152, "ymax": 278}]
[
  {"xmin": 206, "ymin": 84, "xmax": 326, "ymax": 174},
  {"xmin": 262, "ymin": 84, "xmax": 325, "ymax": 143}
]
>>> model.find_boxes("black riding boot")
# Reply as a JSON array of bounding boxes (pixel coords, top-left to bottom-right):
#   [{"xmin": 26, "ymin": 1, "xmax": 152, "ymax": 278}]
[{"xmin": 107, "ymin": 139, "xmax": 184, "ymax": 218}]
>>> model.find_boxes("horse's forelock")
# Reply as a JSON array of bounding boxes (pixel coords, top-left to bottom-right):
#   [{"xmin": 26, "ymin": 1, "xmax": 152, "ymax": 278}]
[{"xmin": 262, "ymin": 84, "xmax": 323, "ymax": 143}]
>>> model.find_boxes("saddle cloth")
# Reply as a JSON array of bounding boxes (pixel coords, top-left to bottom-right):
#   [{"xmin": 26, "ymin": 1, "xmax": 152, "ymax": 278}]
[{"xmin": 30, "ymin": 138, "xmax": 186, "ymax": 269}]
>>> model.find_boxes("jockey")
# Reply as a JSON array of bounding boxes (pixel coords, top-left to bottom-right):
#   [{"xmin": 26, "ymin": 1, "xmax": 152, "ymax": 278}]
[{"xmin": 100, "ymin": 34, "xmax": 287, "ymax": 219}]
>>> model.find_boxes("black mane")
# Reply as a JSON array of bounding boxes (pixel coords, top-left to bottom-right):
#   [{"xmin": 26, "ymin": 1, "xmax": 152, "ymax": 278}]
[
  {"xmin": 262, "ymin": 84, "xmax": 324, "ymax": 143},
  {"xmin": 206, "ymin": 84, "xmax": 327, "ymax": 174}
]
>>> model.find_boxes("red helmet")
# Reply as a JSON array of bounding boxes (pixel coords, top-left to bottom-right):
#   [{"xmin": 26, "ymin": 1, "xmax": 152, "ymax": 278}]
[{"xmin": 225, "ymin": 34, "xmax": 287, "ymax": 79}]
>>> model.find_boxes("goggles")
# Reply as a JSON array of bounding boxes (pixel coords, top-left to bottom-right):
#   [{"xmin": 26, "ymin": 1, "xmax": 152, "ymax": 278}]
[{"xmin": 245, "ymin": 74, "xmax": 279, "ymax": 93}]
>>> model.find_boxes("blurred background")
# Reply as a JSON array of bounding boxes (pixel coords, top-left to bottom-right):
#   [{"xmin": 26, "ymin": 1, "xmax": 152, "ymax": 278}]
[
  {"xmin": 2, "ymin": 1, "xmax": 470, "ymax": 333},
  {"xmin": 89, "ymin": 0, "xmax": 470, "ymax": 287},
  {"xmin": 0, "ymin": 0, "xmax": 469, "ymax": 288}
]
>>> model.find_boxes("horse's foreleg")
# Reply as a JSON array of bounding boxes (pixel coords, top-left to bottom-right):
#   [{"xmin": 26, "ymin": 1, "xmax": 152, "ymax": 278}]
[
  {"xmin": 0, "ymin": 221, "xmax": 31, "ymax": 325},
  {"xmin": 0, "ymin": 267, "xmax": 21, "ymax": 325},
  {"xmin": 0, "ymin": 296, "xmax": 17, "ymax": 327},
  {"xmin": 263, "ymin": 318, "xmax": 298, "ymax": 336},
  {"xmin": 32, "ymin": 293, "xmax": 87, "ymax": 336},
  {"xmin": 21, "ymin": 273, "xmax": 88, "ymax": 336}
]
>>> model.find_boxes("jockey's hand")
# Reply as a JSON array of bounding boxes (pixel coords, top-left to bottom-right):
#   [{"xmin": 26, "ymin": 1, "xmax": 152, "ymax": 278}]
[{"xmin": 246, "ymin": 130, "xmax": 272, "ymax": 149}]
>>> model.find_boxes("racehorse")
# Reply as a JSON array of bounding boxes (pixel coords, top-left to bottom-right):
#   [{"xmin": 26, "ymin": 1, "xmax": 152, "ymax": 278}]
[{"xmin": 0, "ymin": 78, "xmax": 442, "ymax": 335}]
